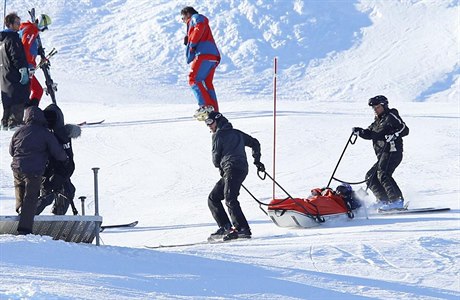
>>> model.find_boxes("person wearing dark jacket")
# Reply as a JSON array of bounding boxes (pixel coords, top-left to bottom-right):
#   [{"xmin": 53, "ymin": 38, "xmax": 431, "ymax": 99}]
[
  {"xmin": 353, "ymin": 95, "xmax": 409, "ymax": 211},
  {"xmin": 205, "ymin": 111, "xmax": 265, "ymax": 241},
  {"xmin": 0, "ymin": 12, "xmax": 30, "ymax": 130},
  {"xmin": 36, "ymin": 104, "xmax": 81, "ymax": 215},
  {"xmin": 9, "ymin": 106, "xmax": 68, "ymax": 234}
]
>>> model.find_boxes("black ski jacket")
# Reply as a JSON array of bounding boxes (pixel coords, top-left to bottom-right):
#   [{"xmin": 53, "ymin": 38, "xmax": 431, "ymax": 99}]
[
  {"xmin": 211, "ymin": 118, "xmax": 261, "ymax": 173},
  {"xmin": 359, "ymin": 107, "xmax": 409, "ymax": 155},
  {"xmin": 0, "ymin": 29, "xmax": 29, "ymax": 105},
  {"xmin": 10, "ymin": 106, "xmax": 68, "ymax": 176},
  {"xmin": 43, "ymin": 104, "xmax": 81, "ymax": 179}
]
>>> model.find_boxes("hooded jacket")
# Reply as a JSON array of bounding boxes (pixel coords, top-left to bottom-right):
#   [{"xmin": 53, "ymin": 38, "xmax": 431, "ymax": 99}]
[
  {"xmin": 10, "ymin": 106, "xmax": 68, "ymax": 176},
  {"xmin": 211, "ymin": 116, "xmax": 261, "ymax": 173},
  {"xmin": 359, "ymin": 107, "xmax": 409, "ymax": 155},
  {"xmin": 43, "ymin": 104, "xmax": 81, "ymax": 179},
  {"xmin": 0, "ymin": 29, "xmax": 29, "ymax": 104}
]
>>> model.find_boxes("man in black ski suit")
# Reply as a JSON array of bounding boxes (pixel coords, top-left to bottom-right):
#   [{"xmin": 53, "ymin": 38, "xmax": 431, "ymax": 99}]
[
  {"xmin": 36, "ymin": 104, "xmax": 81, "ymax": 215},
  {"xmin": 205, "ymin": 111, "xmax": 265, "ymax": 241},
  {"xmin": 0, "ymin": 12, "xmax": 30, "ymax": 130},
  {"xmin": 353, "ymin": 95, "xmax": 409, "ymax": 211},
  {"xmin": 10, "ymin": 106, "xmax": 68, "ymax": 235}
]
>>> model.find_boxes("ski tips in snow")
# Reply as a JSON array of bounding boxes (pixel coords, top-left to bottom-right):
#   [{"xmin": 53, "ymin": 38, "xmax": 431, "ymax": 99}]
[
  {"xmin": 78, "ymin": 120, "xmax": 105, "ymax": 126},
  {"xmin": 100, "ymin": 220, "xmax": 138, "ymax": 232},
  {"xmin": 145, "ymin": 236, "xmax": 252, "ymax": 249},
  {"xmin": 377, "ymin": 207, "xmax": 450, "ymax": 215}
]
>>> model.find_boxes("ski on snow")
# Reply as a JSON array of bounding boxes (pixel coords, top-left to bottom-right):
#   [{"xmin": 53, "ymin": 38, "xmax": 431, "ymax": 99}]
[
  {"xmin": 100, "ymin": 220, "xmax": 138, "ymax": 232},
  {"xmin": 145, "ymin": 237, "xmax": 251, "ymax": 249},
  {"xmin": 78, "ymin": 120, "xmax": 105, "ymax": 126},
  {"xmin": 377, "ymin": 207, "xmax": 450, "ymax": 215}
]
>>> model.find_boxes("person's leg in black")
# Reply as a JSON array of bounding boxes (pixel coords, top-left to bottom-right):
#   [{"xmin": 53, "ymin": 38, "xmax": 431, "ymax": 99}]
[
  {"xmin": 377, "ymin": 151, "xmax": 403, "ymax": 201},
  {"xmin": 224, "ymin": 168, "xmax": 249, "ymax": 230},
  {"xmin": 17, "ymin": 174, "xmax": 42, "ymax": 234},
  {"xmin": 366, "ymin": 161, "xmax": 389, "ymax": 202},
  {"xmin": 208, "ymin": 177, "xmax": 232, "ymax": 228}
]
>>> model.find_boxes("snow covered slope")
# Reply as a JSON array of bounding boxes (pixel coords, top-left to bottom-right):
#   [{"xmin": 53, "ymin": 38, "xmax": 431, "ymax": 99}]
[
  {"xmin": 0, "ymin": 0, "xmax": 459, "ymax": 299},
  {"xmin": 8, "ymin": 0, "xmax": 459, "ymax": 103}
]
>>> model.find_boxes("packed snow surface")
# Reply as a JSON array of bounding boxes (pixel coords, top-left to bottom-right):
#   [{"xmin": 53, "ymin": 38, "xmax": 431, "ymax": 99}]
[{"xmin": 1, "ymin": 0, "xmax": 459, "ymax": 299}]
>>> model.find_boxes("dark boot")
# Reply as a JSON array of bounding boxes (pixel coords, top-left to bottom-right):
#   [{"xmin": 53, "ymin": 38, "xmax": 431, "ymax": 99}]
[
  {"xmin": 223, "ymin": 227, "xmax": 252, "ymax": 241},
  {"xmin": 208, "ymin": 223, "xmax": 232, "ymax": 241}
]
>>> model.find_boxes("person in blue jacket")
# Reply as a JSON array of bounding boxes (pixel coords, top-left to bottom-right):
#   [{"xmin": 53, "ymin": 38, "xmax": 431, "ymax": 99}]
[{"xmin": 181, "ymin": 6, "xmax": 221, "ymax": 120}]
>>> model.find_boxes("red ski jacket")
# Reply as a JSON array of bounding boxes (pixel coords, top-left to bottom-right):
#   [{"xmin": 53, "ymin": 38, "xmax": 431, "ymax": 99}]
[
  {"xmin": 185, "ymin": 14, "xmax": 220, "ymax": 64},
  {"xmin": 19, "ymin": 21, "xmax": 40, "ymax": 67}
]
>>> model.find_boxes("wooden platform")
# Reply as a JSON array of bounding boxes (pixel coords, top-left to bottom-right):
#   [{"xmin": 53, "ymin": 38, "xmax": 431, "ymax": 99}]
[{"xmin": 0, "ymin": 215, "xmax": 103, "ymax": 244}]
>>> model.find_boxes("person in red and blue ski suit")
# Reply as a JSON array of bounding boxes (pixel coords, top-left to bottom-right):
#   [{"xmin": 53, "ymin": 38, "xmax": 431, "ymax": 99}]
[
  {"xmin": 19, "ymin": 21, "xmax": 43, "ymax": 106},
  {"xmin": 181, "ymin": 6, "xmax": 220, "ymax": 113}
]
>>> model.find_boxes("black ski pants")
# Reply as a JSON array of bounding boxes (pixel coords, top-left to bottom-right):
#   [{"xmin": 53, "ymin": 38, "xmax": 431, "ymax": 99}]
[
  {"xmin": 366, "ymin": 151, "xmax": 403, "ymax": 202},
  {"xmin": 14, "ymin": 171, "xmax": 41, "ymax": 234},
  {"xmin": 1, "ymin": 101, "xmax": 24, "ymax": 128},
  {"xmin": 208, "ymin": 167, "xmax": 250, "ymax": 230}
]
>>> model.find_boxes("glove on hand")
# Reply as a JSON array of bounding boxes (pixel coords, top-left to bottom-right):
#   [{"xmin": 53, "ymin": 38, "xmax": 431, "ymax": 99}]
[
  {"xmin": 19, "ymin": 68, "xmax": 29, "ymax": 85},
  {"xmin": 183, "ymin": 36, "xmax": 188, "ymax": 46},
  {"xmin": 219, "ymin": 168, "xmax": 224, "ymax": 177},
  {"xmin": 352, "ymin": 127, "xmax": 363, "ymax": 135},
  {"xmin": 385, "ymin": 133, "xmax": 399, "ymax": 142},
  {"xmin": 254, "ymin": 161, "xmax": 265, "ymax": 173}
]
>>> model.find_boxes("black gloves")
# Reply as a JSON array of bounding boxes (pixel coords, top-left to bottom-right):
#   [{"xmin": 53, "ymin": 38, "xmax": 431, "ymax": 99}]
[
  {"xmin": 254, "ymin": 161, "xmax": 265, "ymax": 173},
  {"xmin": 352, "ymin": 127, "xmax": 363, "ymax": 136},
  {"xmin": 183, "ymin": 36, "xmax": 188, "ymax": 46}
]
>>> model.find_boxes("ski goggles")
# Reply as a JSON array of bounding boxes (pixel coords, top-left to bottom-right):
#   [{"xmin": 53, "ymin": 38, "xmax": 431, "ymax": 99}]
[{"xmin": 205, "ymin": 118, "xmax": 215, "ymax": 125}]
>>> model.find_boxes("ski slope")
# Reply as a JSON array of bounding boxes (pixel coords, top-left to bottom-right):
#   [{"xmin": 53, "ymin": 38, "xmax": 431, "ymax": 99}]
[{"xmin": 1, "ymin": 0, "xmax": 459, "ymax": 299}]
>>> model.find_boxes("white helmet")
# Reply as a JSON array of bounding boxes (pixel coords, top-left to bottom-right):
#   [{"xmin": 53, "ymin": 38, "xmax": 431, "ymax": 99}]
[{"xmin": 38, "ymin": 14, "xmax": 52, "ymax": 30}]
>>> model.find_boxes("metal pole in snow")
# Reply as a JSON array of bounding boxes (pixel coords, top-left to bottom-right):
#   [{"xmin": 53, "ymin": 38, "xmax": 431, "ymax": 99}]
[
  {"xmin": 79, "ymin": 196, "xmax": 86, "ymax": 216},
  {"xmin": 92, "ymin": 167, "xmax": 100, "ymax": 246},
  {"xmin": 3, "ymin": 0, "xmax": 6, "ymax": 29},
  {"xmin": 273, "ymin": 57, "xmax": 277, "ymax": 200}
]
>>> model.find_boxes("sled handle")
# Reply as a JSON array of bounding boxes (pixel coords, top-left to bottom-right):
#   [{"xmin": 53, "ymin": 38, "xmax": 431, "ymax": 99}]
[
  {"xmin": 260, "ymin": 171, "xmax": 294, "ymax": 200},
  {"xmin": 257, "ymin": 169, "xmax": 266, "ymax": 180},
  {"xmin": 326, "ymin": 132, "xmax": 357, "ymax": 189}
]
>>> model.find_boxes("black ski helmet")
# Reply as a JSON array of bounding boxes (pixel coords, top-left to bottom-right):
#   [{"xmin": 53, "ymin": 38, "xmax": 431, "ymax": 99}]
[
  {"xmin": 205, "ymin": 111, "xmax": 222, "ymax": 125},
  {"xmin": 368, "ymin": 95, "xmax": 388, "ymax": 107},
  {"xmin": 336, "ymin": 183, "xmax": 352, "ymax": 198}
]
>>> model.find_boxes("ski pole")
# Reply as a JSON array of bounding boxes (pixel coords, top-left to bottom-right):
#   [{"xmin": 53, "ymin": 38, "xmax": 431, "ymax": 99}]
[
  {"xmin": 3, "ymin": 0, "xmax": 6, "ymax": 30},
  {"xmin": 326, "ymin": 132, "xmax": 357, "ymax": 189},
  {"xmin": 36, "ymin": 48, "xmax": 57, "ymax": 69}
]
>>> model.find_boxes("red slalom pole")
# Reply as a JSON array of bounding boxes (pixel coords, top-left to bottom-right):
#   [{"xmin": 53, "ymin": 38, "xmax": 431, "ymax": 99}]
[{"xmin": 273, "ymin": 57, "xmax": 277, "ymax": 199}]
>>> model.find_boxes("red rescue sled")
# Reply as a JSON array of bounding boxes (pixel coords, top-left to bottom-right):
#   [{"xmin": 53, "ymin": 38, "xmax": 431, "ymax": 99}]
[{"xmin": 267, "ymin": 188, "xmax": 357, "ymax": 228}]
